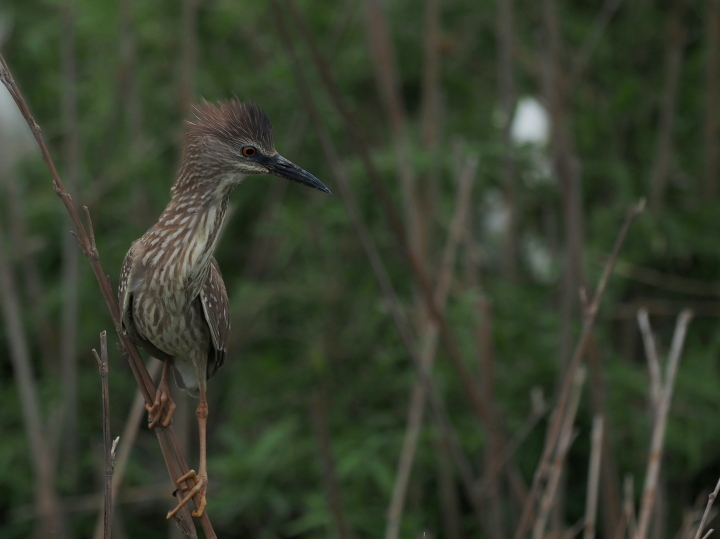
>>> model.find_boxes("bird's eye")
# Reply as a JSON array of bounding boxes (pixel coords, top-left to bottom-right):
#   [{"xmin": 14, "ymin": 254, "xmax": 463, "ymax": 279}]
[{"xmin": 241, "ymin": 146, "xmax": 257, "ymax": 158}]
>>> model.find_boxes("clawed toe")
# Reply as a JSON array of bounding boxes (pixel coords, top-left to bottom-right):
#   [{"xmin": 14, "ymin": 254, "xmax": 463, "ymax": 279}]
[
  {"xmin": 166, "ymin": 470, "xmax": 208, "ymax": 519},
  {"xmin": 147, "ymin": 385, "xmax": 176, "ymax": 428}
]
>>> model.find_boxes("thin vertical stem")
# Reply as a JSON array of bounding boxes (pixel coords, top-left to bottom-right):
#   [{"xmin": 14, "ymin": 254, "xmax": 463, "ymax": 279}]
[
  {"xmin": 515, "ymin": 200, "xmax": 645, "ymax": 539},
  {"xmin": 60, "ymin": 0, "xmax": 81, "ymax": 485},
  {"xmin": 583, "ymin": 415, "xmax": 604, "ymax": 539},
  {"xmin": 635, "ymin": 310, "xmax": 693, "ymax": 539},
  {"xmin": 92, "ymin": 332, "xmax": 113, "ymax": 539}
]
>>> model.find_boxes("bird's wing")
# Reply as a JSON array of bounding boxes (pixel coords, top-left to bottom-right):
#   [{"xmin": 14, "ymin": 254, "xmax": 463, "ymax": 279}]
[
  {"xmin": 118, "ymin": 243, "xmax": 172, "ymax": 360},
  {"xmin": 200, "ymin": 257, "xmax": 229, "ymax": 379}
]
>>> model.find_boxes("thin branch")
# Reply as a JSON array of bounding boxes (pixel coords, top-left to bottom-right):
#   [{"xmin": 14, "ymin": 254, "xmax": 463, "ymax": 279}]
[
  {"xmin": 0, "ymin": 213, "xmax": 64, "ymax": 536},
  {"xmin": 385, "ymin": 152, "xmax": 478, "ymax": 539},
  {"xmin": 695, "ymin": 477, "xmax": 720, "ymax": 539},
  {"xmin": 515, "ymin": 199, "xmax": 645, "ymax": 538},
  {"xmin": 284, "ymin": 0, "xmax": 492, "ymax": 426},
  {"xmin": 93, "ymin": 360, "xmax": 162, "ymax": 539},
  {"xmin": 272, "ymin": 7, "xmax": 486, "ymax": 529},
  {"xmin": 635, "ymin": 309, "xmax": 694, "ymax": 539},
  {"xmin": 648, "ymin": 0, "xmax": 690, "ymax": 213},
  {"xmin": 584, "ymin": 415, "xmax": 604, "ymax": 539},
  {"xmin": 637, "ymin": 309, "xmax": 662, "ymax": 408},
  {"xmin": 569, "ymin": 0, "xmax": 624, "ymax": 83},
  {"xmin": 310, "ymin": 392, "xmax": 355, "ymax": 539},
  {"xmin": 475, "ymin": 388, "xmax": 548, "ymax": 497},
  {"xmin": 532, "ymin": 367, "xmax": 586, "ymax": 539},
  {"xmin": 0, "ymin": 53, "xmax": 213, "ymax": 537},
  {"xmin": 60, "ymin": 0, "xmax": 81, "ymax": 485},
  {"xmin": 92, "ymin": 331, "xmax": 113, "ymax": 539},
  {"xmin": 624, "ymin": 475, "xmax": 638, "ymax": 539}
]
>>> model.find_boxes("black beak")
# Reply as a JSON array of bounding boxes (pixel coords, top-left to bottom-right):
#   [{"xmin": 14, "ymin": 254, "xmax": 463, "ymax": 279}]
[{"xmin": 264, "ymin": 154, "xmax": 331, "ymax": 194}]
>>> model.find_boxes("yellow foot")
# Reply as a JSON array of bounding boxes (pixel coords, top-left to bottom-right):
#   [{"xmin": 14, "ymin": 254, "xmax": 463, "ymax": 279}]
[
  {"xmin": 166, "ymin": 469, "xmax": 208, "ymax": 519},
  {"xmin": 146, "ymin": 383, "xmax": 176, "ymax": 428}
]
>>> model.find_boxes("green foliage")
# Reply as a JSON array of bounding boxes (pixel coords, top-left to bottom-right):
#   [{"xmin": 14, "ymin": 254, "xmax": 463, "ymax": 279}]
[{"xmin": 1, "ymin": 0, "xmax": 719, "ymax": 537}]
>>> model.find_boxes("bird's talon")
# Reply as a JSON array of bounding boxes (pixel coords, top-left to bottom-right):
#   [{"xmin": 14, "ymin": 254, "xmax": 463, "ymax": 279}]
[
  {"xmin": 147, "ymin": 382, "xmax": 175, "ymax": 429},
  {"xmin": 166, "ymin": 473, "xmax": 207, "ymax": 520}
]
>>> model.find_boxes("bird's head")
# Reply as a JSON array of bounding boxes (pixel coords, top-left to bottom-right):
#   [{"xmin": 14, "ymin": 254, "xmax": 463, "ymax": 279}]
[{"xmin": 183, "ymin": 99, "xmax": 331, "ymax": 194}]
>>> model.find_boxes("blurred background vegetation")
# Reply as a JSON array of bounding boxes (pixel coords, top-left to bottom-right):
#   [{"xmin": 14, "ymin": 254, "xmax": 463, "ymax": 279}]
[{"xmin": 1, "ymin": 0, "xmax": 720, "ymax": 537}]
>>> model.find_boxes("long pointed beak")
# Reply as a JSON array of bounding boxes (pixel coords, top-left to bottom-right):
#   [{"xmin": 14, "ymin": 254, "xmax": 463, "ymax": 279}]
[{"xmin": 264, "ymin": 154, "xmax": 331, "ymax": 194}]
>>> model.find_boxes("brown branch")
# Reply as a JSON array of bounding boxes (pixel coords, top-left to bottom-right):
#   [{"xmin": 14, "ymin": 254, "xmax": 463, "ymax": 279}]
[
  {"xmin": 475, "ymin": 388, "xmax": 548, "ymax": 498},
  {"xmin": 542, "ymin": 0, "xmax": 586, "ymax": 364},
  {"xmin": 0, "ymin": 213, "xmax": 64, "ymax": 536},
  {"xmin": 649, "ymin": 0, "xmax": 690, "ymax": 213},
  {"xmin": 92, "ymin": 331, "xmax": 113, "ymax": 539},
  {"xmin": 271, "ymin": 7, "xmax": 486, "ymax": 530},
  {"xmin": 635, "ymin": 310, "xmax": 693, "ymax": 539},
  {"xmin": 475, "ymin": 297, "xmax": 504, "ymax": 539},
  {"xmin": 637, "ymin": 309, "xmax": 662, "ymax": 409},
  {"xmin": 515, "ymin": 199, "xmax": 645, "ymax": 539},
  {"xmin": 497, "ymin": 0, "xmax": 518, "ymax": 280},
  {"xmin": 362, "ymin": 0, "xmax": 421, "ymax": 261},
  {"xmin": 569, "ymin": 0, "xmax": 624, "ymax": 84},
  {"xmin": 695, "ymin": 477, "xmax": 720, "ymax": 539},
  {"xmin": 310, "ymin": 392, "xmax": 355, "ymax": 539},
  {"xmin": 532, "ymin": 368, "xmax": 586, "ymax": 539},
  {"xmin": 284, "ymin": 0, "xmax": 491, "ymax": 430},
  {"xmin": 93, "ymin": 360, "xmax": 162, "ymax": 539},
  {"xmin": 608, "ymin": 258, "xmax": 720, "ymax": 298},
  {"xmin": 385, "ymin": 152, "xmax": 478, "ymax": 539},
  {"xmin": 59, "ymin": 0, "xmax": 82, "ymax": 486},
  {"xmin": 0, "ymin": 53, "xmax": 214, "ymax": 538},
  {"xmin": 583, "ymin": 415, "xmax": 604, "ymax": 539},
  {"xmin": 704, "ymin": 0, "xmax": 720, "ymax": 200}
]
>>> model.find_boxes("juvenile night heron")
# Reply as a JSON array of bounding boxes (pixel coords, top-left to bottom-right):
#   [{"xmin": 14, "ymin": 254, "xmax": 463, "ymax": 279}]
[{"xmin": 118, "ymin": 99, "xmax": 330, "ymax": 519}]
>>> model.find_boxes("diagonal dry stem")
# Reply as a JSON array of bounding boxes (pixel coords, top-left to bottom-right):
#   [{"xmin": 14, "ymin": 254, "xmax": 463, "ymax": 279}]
[
  {"xmin": 694, "ymin": 476, "xmax": 720, "ymax": 539},
  {"xmin": 0, "ymin": 53, "xmax": 214, "ymax": 538},
  {"xmin": 515, "ymin": 199, "xmax": 645, "ymax": 538}
]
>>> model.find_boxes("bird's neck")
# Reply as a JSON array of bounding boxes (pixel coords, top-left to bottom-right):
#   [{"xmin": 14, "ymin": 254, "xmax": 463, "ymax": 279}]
[{"xmin": 145, "ymin": 173, "xmax": 237, "ymax": 296}]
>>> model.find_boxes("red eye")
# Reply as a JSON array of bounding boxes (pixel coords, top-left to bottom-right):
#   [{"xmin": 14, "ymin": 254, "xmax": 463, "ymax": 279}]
[{"xmin": 242, "ymin": 146, "xmax": 257, "ymax": 157}]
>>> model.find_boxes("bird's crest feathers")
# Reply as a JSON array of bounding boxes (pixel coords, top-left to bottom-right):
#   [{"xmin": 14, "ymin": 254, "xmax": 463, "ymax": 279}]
[{"xmin": 186, "ymin": 99, "xmax": 275, "ymax": 153}]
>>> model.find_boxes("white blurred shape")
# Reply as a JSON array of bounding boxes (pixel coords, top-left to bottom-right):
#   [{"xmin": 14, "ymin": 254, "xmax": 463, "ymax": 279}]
[{"xmin": 511, "ymin": 97, "xmax": 549, "ymax": 146}]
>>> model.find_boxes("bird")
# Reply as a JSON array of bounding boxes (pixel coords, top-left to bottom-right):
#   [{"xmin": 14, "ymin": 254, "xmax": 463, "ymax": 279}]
[{"xmin": 118, "ymin": 99, "xmax": 330, "ymax": 519}]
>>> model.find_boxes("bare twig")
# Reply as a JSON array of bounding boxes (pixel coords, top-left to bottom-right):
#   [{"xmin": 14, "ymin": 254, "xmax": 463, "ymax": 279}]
[
  {"xmin": 695, "ymin": 477, "xmax": 720, "ymax": 539},
  {"xmin": 272, "ymin": 7, "xmax": 486, "ymax": 529},
  {"xmin": 515, "ymin": 199, "xmax": 645, "ymax": 538},
  {"xmin": 532, "ymin": 367, "xmax": 586, "ymax": 539},
  {"xmin": 569, "ymin": 0, "xmax": 624, "ymax": 83},
  {"xmin": 92, "ymin": 332, "xmax": 113, "ymax": 539},
  {"xmin": 475, "ymin": 388, "xmax": 548, "ymax": 497},
  {"xmin": 93, "ymin": 360, "xmax": 162, "ymax": 539},
  {"xmin": 584, "ymin": 415, "xmax": 604, "ymax": 539},
  {"xmin": 0, "ymin": 214, "xmax": 64, "ymax": 536},
  {"xmin": 310, "ymin": 392, "xmax": 355, "ymax": 539},
  {"xmin": 284, "ymin": 0, "xmax": 492, "ymax": 426},
  {"xmin": 637, "ymin": 309, "xmax": 662, "ymax": 408},
  {"xmin": 625, "ymin": 475, "xmax": 638, "ymax": 539},
  {"xmin": 0, "ymin": 53, "xmax": 213, "ymax": 537},
  {"xmin": 497, "ymin": 0, "xmax": 519, "ymax": 279},
  {"xmin": 385, "ymin": 153, "xmax": 478, "ymax": 539},
  {"xmin": 635, "ymin": 310, "xmax": 694, "ymax": 539},
  {"xmin": 362, "ymin": 0, "xmax": 421, "ymax": 259},
  {"xmin": 59, "ymin": 0, "xmax": 81, "ymax": 485},
  {"xmin": 703, "ymin": 0, "xmax": 720, "ymax": 199},
  {"xmin": 648, "ymin": 0, "xmax": 690, "ymax": 213}
]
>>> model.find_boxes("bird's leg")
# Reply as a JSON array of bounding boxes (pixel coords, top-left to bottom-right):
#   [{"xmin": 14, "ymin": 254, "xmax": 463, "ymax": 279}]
[
  {"xmin": 166, "ymin": 385, "xmax": 209, "ymax": 519},
  {"xmin": 147, "ymin": 358, "xmax": 176, "ymax": 428}
]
